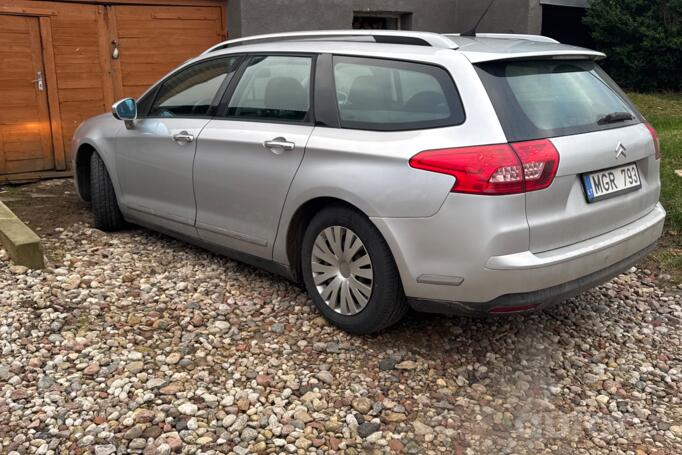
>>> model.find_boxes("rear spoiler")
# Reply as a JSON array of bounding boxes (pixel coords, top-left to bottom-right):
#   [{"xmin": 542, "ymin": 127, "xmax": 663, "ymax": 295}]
[{"xmin": 463, "ymin": 45, "xmax": 606, "ymax": 63}]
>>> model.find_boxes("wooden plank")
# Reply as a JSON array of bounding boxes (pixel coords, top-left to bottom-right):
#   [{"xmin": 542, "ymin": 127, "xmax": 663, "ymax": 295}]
[
  {"xmin": 105, "ymin": 5, "xmax": 124, "ymax": 101},
  {"xmin": 6, "ymin": 141, "xmax": 45, "ymax": 160},
  {"xmin": 152, "ymin": 11, "xmax": 221, "ymax": 20},
  {"xmin": 220, "ymin": 2, "xmax": 227, "ymax": 40},
  {"xmin": 96, "ymin": 5, "xmax": 115, "ymax": 109},
  {"xmin": 58, "ymin": 87, "xmax": 104, "ymax": 102},
  {"xmin": 51, "ymin": 17, "xmax": 98, "ymax": 30},
  {"xmin": 0, "ymin": 90, "xmax": 37, "ymax": 105},
  {"xmin": 0, "ymin": 14, "xmax": 30, "ymax": 31},
  {"xmin": 0, "ymin": 34, "xmax": 33, "ymax": 45},
  {"xmin": 0, "ymin": 169, "xmax": 72, "ymax": 184},
  {"xmin": 40, "ymin": 16, "xmax": 66, "ymax": 170},
  {"xmin": 0, "ymin": 6, "xmax": 56, "ymax": 17},
  {"xmin": 117, "ymin": 36, "xmax": 220, "ymax": 47},
  {"xmin": 53, "ymin": 45, "xmax": 99, "ymax": 55},
  {"xmin": 56, "ymin": 78, "xmax": 104, "ymax": 90},
  {"xmin": 26, "ymin": 17, "xmax": 54, "ymax": 172},
  {"xmin": 51, "ymin": 0, "xmax": 223, "ymax": 6},
  {"xmin": 117, "ymin": 18, "xmax": 221, "ymax": 30}
]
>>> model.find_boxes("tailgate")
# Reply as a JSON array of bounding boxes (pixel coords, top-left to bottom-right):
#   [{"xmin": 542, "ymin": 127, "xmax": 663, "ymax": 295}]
[
  {"xmin": 528, "ymin": 125, "xmax": 660, "ymax": 252},
  {"xmin": 475, "ymin": 58, "xmax": 661, "ymax": 253}
]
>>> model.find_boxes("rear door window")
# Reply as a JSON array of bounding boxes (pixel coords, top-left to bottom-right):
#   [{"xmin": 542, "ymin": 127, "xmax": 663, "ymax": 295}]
[
  {"xmin": 225, "ymin": 55, "xmax": 313, "ymax": 123},
  {"xmin": 332, "ymin": 56, "xmax": 465, "ymax": 131},
  {"xmin": 476, "ymin": 60, "xmax": 642, "ymax": 142}
]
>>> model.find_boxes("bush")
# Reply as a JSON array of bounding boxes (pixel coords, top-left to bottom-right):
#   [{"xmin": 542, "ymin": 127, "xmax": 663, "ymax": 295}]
[{"xmin": 584, "ymin": 0, "xmax": 682, "ymax": 91}]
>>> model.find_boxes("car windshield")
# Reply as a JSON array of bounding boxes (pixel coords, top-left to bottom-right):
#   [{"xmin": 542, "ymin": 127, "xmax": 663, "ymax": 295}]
[{"xmin": 475, "ymin": 60, "xmax": 641, "ymax": 141}]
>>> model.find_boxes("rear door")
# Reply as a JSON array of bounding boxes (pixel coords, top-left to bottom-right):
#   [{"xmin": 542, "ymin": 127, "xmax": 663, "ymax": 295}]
[
  {"xmin": 193, "ymin": 54, "xmax": 316, "ymax": 258},
  {"xmin": 476, "ymin": 59, "xmax": 660, "ymax": 252}
]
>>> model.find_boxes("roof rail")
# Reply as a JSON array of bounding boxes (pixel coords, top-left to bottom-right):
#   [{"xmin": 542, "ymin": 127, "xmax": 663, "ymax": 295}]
[
  {"xmin": 446, "ymin": 33, "xmax": 559, "ymax": 44},
  {"xmin": 202, "ymin": 30, "xmax": 459, "ymax": 54}
]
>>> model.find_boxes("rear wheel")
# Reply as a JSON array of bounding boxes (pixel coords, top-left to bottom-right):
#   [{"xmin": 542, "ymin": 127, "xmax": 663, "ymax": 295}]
[
  {"xmin": 90, "ymin": 153, "xmax": 124, "ymax": 231},
  {"xmin": 301, "ymin": 206, "xmax": 407, "ymax": 334}
]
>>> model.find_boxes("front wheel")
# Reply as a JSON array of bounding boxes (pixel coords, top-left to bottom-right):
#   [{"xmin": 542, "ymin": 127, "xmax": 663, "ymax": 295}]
[
  {"xmin": 90, "ymin": 153, "xmax": 125, "ymax": 231},
  {"xmin": 300, "ymin": 206, "xmax": 408, "ymax": 334}
]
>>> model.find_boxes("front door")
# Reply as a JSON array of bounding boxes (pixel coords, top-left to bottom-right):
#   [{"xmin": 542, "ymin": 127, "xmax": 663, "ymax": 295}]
[
  {"xmin": 0, "ymin": 15, "xmax": 53, "ymax": 175},
  {"xmin": 115, "ymin": 56, "xmax": 240, "ymax": 237},
  {"xmin": 194, "ymin": 55, "xmax": 316, "ymax": 258}
]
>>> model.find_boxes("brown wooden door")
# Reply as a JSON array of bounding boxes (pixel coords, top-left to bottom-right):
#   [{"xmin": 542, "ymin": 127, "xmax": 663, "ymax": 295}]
[
  {"xmin": 0, "ymin": 14, "xmax": 54, "ymax": 175},
  {"xmin": 110, "ymin": 5, "xmax": 226, "ymax": 99}
]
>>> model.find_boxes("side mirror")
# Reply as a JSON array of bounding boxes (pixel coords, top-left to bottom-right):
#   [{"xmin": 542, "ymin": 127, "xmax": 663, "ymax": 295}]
[{"xmin": 112, "ymin": 98, "xmax": 137, "ymax": 129}]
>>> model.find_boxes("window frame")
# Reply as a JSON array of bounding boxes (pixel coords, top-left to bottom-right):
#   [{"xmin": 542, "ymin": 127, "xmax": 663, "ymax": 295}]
[
  {"xmin": 215, "ymin": 52, "xmax": 319, "ymax": 126},
  {"xmin": 329, "ymin": 55, "xmax": 466, "ymax": 132},
  {"xmin": 137, "ymin": 54, "xmax": 245, "ymax": 120}
]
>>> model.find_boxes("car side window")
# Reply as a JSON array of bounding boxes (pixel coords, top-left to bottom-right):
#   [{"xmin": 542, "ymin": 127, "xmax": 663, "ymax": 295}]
[
  {"xmin": 225, "ymin": 55, "xmax": 313, "ymax": 123},
  {"xmin": 148, "ymin": 57, "xmax": 240, "ymax": 118},
  {"xmin": 333, "ymin": 56, "xmax": 465, "ymax": 131}
]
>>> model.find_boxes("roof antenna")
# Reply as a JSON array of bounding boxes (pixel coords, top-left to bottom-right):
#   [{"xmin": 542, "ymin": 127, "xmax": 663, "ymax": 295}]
[{"xmin": 461, "ymin": 0, "xmax": 497, "ymax": 37}]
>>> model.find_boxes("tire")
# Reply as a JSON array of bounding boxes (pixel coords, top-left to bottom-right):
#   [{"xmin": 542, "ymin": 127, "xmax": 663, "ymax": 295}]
[
  {"xmin": 90, "ymin": 152, "xmax": 125, "ymax": 231},
  {"xmin": 300, "ymin": 205, "xmax": 408, "ymax": 334}
]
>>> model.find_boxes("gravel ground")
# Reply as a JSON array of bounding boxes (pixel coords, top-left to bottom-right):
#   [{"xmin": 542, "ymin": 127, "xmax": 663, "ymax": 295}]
[{"xmin": 1, "ymin": 211, "xmax": 682, "ymax": 453}]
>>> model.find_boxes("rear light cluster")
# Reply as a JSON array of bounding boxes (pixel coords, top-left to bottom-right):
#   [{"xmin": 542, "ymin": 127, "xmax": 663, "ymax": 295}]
[
  {"xmin": 645, "ymin": 122, "xmax": 661, "ymax": 160},
  {"xmin": 409, "ymin": 139, "xmax": 560, "ymax": 195}
]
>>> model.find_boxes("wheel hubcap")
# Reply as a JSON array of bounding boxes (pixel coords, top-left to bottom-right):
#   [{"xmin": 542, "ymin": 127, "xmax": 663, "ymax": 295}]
[{"xmin": 311, "ymin": 226, "xmax": 373, "ymax": 315}]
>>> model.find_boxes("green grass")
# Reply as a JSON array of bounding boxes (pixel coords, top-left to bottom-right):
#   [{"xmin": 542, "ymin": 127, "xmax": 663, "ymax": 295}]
[{"xmin": 628, "ymin": 92, "xmax": 682, "ymax": 281}]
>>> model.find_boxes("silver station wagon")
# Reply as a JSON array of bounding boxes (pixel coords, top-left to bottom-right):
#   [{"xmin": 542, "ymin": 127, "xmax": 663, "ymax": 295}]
[{"xmin": 72, "ymin": 30, "xmax": 665, "ymax": 334}]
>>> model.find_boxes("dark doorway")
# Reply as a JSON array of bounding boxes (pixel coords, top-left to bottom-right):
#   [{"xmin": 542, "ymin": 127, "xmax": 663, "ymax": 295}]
[{"xmin": 541, "ymin": 5, "xmax": 593, "ymax": 48}]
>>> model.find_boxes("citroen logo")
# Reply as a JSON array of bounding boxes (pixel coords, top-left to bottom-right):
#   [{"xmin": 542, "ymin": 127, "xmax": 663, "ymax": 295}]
[{"xmin": 615, "ymin": 142, "xmax": 627, "ymax": 159}]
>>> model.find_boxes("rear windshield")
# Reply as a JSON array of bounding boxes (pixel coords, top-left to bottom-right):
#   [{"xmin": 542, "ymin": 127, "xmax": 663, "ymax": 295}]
[{"xmin": 476, "ymin": 60, "xmax": 642, "ymax": 142}]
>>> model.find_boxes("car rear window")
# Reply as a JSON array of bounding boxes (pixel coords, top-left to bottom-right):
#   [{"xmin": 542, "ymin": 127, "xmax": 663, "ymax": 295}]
[
  {"xmin": 475, "ymin": 60, "xmax": 642, "ymax": 142},
  {"xmin": 333, "ymin": 56, "xmax": 465, "ymax": 131}
]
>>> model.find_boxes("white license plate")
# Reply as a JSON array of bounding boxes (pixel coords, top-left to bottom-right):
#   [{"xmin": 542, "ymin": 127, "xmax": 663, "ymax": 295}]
[{"xmin": 582, "ymin": 163, "xmax": 641, "ymax": 203}]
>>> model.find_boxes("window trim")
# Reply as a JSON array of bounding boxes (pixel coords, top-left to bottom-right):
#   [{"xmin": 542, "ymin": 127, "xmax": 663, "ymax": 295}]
[
  {"xmin": 138, "ymin": 54, "xmax": 245, "ymax": 120},
  {"xmin": 330, "ymin": 55, "xmax": 466, "ymax": 132},
  {"xmin": 215, "ymin": 52, "xmax": 318, "ymax": 127}
]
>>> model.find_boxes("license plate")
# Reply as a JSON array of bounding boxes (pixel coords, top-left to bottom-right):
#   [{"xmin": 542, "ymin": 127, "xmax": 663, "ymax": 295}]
[{"xmin": 582, "ymin": 163, "xmax": 641, "ymax": 203}]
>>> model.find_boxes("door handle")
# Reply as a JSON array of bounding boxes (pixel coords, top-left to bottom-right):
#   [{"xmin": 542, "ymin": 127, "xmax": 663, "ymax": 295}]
[
  {"xmin": 264, "ymin": 137, "xmax": 295, "ymax": 154},
  {"xmin": 172, "ymin": 131, "xmax": 195, "ymax": 145},
  {"xmin": 32, "ymin": 71, "xmax": 44, "ymax": 91}
]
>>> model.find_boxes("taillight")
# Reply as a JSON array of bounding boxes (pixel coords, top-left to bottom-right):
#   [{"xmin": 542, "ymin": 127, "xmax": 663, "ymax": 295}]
[
  {"xmin": 645, "ymin": 123, "xmax": 661, "ymax": 160},
  {"xmin": 409, "ymin": 139, "xmax": 559, "ymax": 195},
  {"xmin": 509, "ymin": 139, "xmax": 560, "ymax": 192}
]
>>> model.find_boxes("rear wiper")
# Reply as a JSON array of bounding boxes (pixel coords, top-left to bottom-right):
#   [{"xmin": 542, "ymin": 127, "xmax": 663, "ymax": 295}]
[{"xmin": 597, "ymin": 111, "xmax": 634, "ymax": 125}]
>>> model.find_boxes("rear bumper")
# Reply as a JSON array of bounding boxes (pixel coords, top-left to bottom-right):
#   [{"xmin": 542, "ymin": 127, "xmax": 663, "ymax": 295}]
[
  {"xmin": 408, "ymin": 241, "xmax": 656, "ymax": 316},
  {"xmin": 372, "ymin": 199, "xmax": 665, "ymax": 314}
]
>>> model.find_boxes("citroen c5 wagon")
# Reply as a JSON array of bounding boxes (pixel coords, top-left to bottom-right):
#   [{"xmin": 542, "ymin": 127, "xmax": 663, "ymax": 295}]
[{"xmin": 72, "ymin": 30, "xmax": 666, "ymax": 334}]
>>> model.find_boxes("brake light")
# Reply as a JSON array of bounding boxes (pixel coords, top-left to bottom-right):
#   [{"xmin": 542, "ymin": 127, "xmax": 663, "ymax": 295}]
[
  {"xmin": 409, "ymin": 139, "xmax": 559, "ymax": 195},
  {"xmin": 645, "ymin": 123, "xmax": 661, "ymax": 160},
  {"xmin": 510, "ymin": 139, "xmax": 560, "ymax": 192}
]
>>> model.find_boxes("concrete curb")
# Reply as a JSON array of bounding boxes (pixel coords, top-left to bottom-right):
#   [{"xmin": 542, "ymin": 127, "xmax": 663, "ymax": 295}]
[{"xmin": 0, "ymin": 202, "xmax": 45, "ymax": 269}]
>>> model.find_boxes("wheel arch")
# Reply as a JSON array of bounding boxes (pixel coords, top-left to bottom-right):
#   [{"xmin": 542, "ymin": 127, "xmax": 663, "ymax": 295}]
[
  {"xmin": 75, "ymin": 143, "xmax": 97, "ymax": 202},
  {"xmin": 284, "ymin": 196, "xmax": 406, "ymax": 288},
  {"xmin": 285, "ymin": 197, "xmax": 367, "ymax": 283}
]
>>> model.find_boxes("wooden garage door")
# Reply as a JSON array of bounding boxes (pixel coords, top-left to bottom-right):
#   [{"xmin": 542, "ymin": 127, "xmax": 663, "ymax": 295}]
[
  {"xmin": 0, "ymin": 14, "xmax": 54, "ymax": 175},
  {"xmin": 112, "ymin": 5, "xmax": 226, "ymax": 99}
]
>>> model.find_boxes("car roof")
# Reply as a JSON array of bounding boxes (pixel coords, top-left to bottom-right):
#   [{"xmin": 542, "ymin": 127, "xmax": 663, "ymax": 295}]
[{"xmin": 199, "ymin": 31, "xmax": 604, "ymax": 64}]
